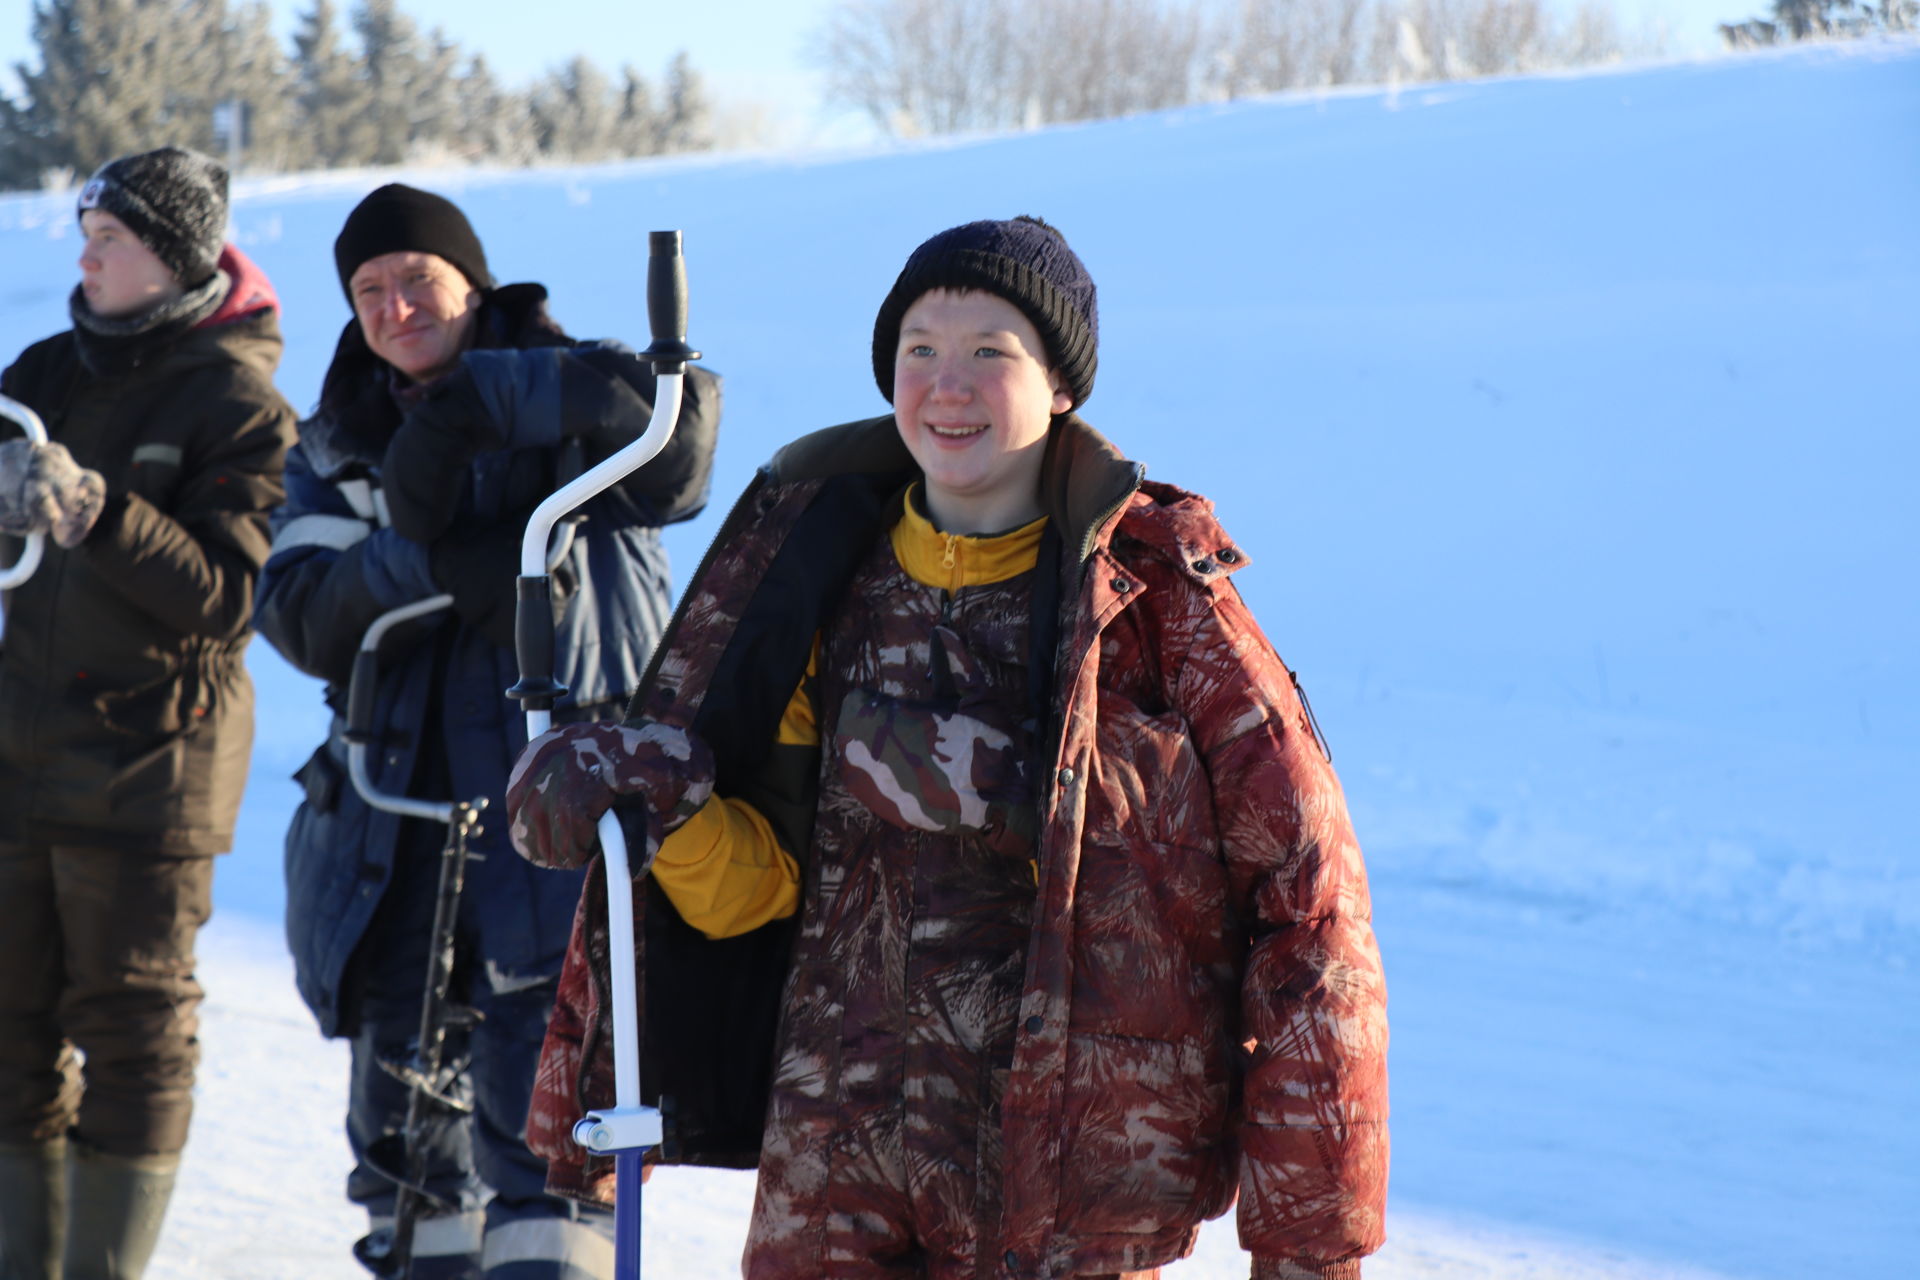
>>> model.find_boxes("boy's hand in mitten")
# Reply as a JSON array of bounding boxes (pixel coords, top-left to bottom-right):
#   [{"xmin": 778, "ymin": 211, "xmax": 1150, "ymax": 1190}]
[
  {"xmin": 0, "ymin": 440, "xmax": 106, "ymax": 548},
  {"xmin": 507, "ymin": 720, "xmax": 715, "ymax": 871}
]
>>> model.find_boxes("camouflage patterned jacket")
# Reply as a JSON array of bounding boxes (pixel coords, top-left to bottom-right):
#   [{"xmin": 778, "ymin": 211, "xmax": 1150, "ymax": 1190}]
[{"xmin": 526, "ymin": 415, "xmax": 1387, "ymax": 1278}]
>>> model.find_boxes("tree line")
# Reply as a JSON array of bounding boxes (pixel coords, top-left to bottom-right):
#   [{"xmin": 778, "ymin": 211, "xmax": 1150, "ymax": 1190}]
[
  {"xmin": 0, "ymin": 0, "xmax": 714, "ymax": 191},
  {"xmin": 1719, "ymin": 0, "xmax": 1914, "ymax": 47},
  {"xmin": 809, "ymin": 0, "xmax": 1655, "ymax": 138}
]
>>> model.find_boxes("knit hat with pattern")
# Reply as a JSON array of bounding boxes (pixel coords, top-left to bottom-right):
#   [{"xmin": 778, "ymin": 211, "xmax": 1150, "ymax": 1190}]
[
  {"xmin": 76, "ymin": 146, "xmax": 229, "ymax": 287},
  {"xmin": 333, "ymin": 183, "xmax": 496, "ymax": 300},
  {"xmin": 872, "ymin": 216, "xmax": 1098, "ymax": 409}
]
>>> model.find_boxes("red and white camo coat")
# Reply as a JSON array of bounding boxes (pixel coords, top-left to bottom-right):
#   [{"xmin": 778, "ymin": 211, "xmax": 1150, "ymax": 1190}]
[{"xmin": 520, "ymin": 416, "xmax": 1387, "ymax": 1280}]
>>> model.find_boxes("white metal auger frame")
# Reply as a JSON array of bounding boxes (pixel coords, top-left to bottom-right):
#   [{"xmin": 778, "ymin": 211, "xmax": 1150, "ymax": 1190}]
[
  {"xmin": 341, "ymin": 593, "xmax": 490, "ymax": 1280},
  {"xmin": 508, "ymin": 229, "xmax": 699, "ymax": 1280},
  {"xmin": 0, "ymin": 393, "xmax": 51, "ymax": 594}
]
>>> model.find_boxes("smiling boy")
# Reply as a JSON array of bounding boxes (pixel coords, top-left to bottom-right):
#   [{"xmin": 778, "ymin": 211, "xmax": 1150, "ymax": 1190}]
[{"xmin": 508, "ymin": 217, "xmax": 1388, "ymax": 1279}]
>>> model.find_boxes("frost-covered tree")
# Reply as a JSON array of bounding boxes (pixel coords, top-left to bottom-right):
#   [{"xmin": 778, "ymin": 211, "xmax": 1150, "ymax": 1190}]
[
  {"xmin": 613, "ymin": 66, "xmax": 657, "ymax": 156},
  {"xmin": 351, "ymin": 0, "xmax": 429, "ymax": 163},
  {"xmin": 552, "ymin": 57, "xmax": 619, "ymax": 160},
  {"xmin": 193, "ymin": 0, "xmax": 297, "ymax": 169},
  {"xmin": 0, "ymin": 0, "xmax": 725, "ymax": 188},
  {"xmin": 291, "ymin": 0, "xmax": 377, "ymax": 167},
  {"xmin": 657, "ymin": 51, "xmax": 713, "ymax": 153},
  {"xmin": 0, "ymin": 0, "xmax": 195, "ymax": 185},
  {"xmin": 811, "ymin": 0, "xmax": 1645, "ymax": 137},
  {"xmin": 0, "ymin": 0, "xmax": 298, "ymax": 185},
  {"xmin": 1720, "ymin": 0, "xmax": 1914, "ymax": 46},
  {"xmin": 455, "ymin": 54, "xmax": 537, "ymax": 165}
]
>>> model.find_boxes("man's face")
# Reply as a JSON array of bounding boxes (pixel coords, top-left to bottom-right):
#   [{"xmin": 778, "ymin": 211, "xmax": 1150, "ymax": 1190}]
[
  {"xmin": 891, "ymin": 288, "xmax": 1072, "ymax": 534},
  {"xmin": 349, "ymin": 250, "xmax": 481, "ymax": 383},
  {"xmin": 78, "ymin": 210, "xmax": 182, "ymax": 319}
]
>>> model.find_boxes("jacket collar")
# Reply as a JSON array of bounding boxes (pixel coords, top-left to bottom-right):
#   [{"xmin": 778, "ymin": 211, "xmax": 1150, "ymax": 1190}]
[
  {"xmin": 67, "ymin": 269, "xmax": 231, "ymax": 379},
  {"xmin": 766, "ymin": 412, "xmax": 1145, "ymax": 569}
]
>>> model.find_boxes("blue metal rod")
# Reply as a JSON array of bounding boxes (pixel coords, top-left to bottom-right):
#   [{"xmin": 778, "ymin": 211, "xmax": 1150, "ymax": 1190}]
[{"xmin": 614, "ymin": 1149, "xmax": 644, "ymax": 1276}]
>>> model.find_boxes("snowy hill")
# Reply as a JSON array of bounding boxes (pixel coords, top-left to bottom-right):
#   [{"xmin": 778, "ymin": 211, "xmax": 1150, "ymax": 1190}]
[{"xmin": 2, "ymin": 39, "xmax": 1916, "ymax": 1279}]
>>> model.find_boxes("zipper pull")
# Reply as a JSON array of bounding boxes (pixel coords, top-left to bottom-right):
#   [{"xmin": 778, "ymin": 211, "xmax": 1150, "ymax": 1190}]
[{"xmin": 942, "ymin": 531, "xmax": 959, "ymax": 571}]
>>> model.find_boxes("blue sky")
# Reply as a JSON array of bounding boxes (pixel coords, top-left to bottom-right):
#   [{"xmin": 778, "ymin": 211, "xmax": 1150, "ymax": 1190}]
[{"xmin": 1, "ymin": 0, "xmax": 1751, "ymax": 148}]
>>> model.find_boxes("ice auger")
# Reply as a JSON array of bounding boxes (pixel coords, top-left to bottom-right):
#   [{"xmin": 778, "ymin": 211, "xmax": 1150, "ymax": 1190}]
[
  {"xmin": 507, "ymin": 230, "xmax": 698, "ymax": 1280},
  {"xmin": 341, "ymin": 589, "xmax": 489, "ymax": 1279}
]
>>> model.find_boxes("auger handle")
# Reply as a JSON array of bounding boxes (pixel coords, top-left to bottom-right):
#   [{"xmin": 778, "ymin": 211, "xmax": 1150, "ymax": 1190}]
[
  {"xmin": 0, "ymin": 394, "xmax": 50, "ymax": 591},
  {"xmin": 511, "ymin": 231, "xmax": 697, "ymax": 722},
  {"xmin": 642, "ymin": 231, "xmax": 699, "ymax": 372}
]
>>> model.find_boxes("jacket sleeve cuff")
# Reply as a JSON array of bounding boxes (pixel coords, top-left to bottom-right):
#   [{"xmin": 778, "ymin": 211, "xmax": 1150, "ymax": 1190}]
[
  {"xmin": 1252, "ymin": 1258, "xmax": 1363, "ymax": 1280},
  {"xmin": 78, "ymin": 489, "xmax": 131, "ymax": 548}
]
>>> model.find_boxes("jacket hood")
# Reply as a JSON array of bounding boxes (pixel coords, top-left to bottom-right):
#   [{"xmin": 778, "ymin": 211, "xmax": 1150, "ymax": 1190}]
[{"xmin": 198, "ymin": 244, "xmax": 279, "ymax": 329}]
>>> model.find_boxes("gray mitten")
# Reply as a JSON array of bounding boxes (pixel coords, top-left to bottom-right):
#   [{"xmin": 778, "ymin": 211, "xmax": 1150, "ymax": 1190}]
[{"xmin": 24, "ymin": 442, "xmax": 108, "ymax": 548}]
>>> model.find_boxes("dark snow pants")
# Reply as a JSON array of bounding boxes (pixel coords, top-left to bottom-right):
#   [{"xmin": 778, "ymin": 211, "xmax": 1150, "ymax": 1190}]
[
  {"xmin": 0, "ymin": 841, "xmax": 213, "ymax": 1157},
  {"xmin": 345, "ymin": 816, "xmax": 613, "ymax": 1279}
]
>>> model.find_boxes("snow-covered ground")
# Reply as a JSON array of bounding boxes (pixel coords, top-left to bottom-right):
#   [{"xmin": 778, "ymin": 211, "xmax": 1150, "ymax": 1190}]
[{"xmin": 2, "ymin": 39, "xmax": 1916, "ymax": 1279}]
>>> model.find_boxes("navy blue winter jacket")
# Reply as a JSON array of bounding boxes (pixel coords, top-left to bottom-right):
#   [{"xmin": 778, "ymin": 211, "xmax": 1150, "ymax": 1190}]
[{"xmin": 255, "ymin": 284, "xmax": 720, "ymax": 1036}]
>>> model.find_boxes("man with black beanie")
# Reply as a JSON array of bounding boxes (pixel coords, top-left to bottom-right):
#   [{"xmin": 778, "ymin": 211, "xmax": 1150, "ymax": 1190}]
[
  {"xmin": 253, "ymin": 183, "xmax": 720, "ymax": 1280},
  {"xmin": 0, "ymin": 145, "xmax": 296, "ymax": 1280}
]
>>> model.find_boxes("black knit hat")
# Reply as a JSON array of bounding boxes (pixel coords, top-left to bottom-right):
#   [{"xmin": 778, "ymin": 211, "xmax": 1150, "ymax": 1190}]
[
  {"xmin": 872, "ymin": 216, "xmax": 1098, "ymax": 409},
  {"xmin": 333, "ymin": 184, "xmax": 496, "ymax": 301},
  {"xmin": 76, "ymin": 146, "xmax": 229, "ymax": 287}
]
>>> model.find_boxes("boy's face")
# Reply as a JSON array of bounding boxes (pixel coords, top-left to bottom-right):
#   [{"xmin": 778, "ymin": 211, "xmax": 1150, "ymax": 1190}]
[
  {"xmin": 892, "ymin": 289, "xmax": 1072, "ymax": 534},
  {"xmin": 77, "ymin": 210, "xmax": 183, "ymax": 318},
  {"xmin": 349, "ymin": 250, "xmax": 481, "ymax": 383}
]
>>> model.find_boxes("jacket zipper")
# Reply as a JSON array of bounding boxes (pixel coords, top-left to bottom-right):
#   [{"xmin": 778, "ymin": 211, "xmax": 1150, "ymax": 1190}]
[{"xmin": 1075, "ymin": 462, "xmax": 1146, "ymax": 565}]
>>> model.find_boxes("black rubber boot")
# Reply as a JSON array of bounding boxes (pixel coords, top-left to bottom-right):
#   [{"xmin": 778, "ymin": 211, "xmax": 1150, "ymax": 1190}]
[
  {"xmin": 62, "ymin": 1149, "xmax": 179, "ymax": 1280},
  {"xmin": 0, "ymin": 1139, "xmax": 68, "ymax": 1280}
]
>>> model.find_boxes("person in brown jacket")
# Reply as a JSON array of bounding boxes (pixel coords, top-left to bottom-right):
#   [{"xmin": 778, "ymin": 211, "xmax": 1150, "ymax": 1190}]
[
  {"xmin": 0, "ymin": 146, "xmax": 295, "ymax": 1280},
  {"xmin": 506, "ymin": 218, "xmax": 1388, "ymax": 1278}
]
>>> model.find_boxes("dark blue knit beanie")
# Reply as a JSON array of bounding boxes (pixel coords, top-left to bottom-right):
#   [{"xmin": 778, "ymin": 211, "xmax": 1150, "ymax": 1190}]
[{"xmin": 872, "ymin": 216, "xmax": 1098, "ymax": 409}]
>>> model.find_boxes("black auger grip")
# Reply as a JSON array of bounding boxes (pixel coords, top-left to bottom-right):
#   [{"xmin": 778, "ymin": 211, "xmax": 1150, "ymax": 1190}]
[
  {"xmin": 642, "ymin": 230, "xmax": 700, "ymax": 373},
  {"xmin": 506, "ymin": 575, "xmax": 567, "ymax": 712}
]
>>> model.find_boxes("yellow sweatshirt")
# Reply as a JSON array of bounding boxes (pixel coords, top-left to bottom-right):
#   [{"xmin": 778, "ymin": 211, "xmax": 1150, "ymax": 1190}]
[{"xmin": 650, "ymin": 492, "xmax": 1046, "ymax": 938}]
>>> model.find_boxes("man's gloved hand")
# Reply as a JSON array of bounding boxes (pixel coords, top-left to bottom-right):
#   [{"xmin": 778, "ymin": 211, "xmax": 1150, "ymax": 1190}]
[
  {"xmin": 380, "ymin": 364, "xmax": 505, "ymax": 542},
  {"xmin": 556, "ymin": 345, "xmax": 652, "ymax": 442},
  {"xmin": 507, "ymin": 720, "xmax": 715, "ymax": 871},
  {"xmin": 0, "ymin": 439, "xmax": 107, "ymax": 548}
]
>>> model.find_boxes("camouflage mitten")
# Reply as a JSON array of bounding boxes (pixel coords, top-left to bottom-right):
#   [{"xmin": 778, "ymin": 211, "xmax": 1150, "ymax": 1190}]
[
  {"xmin": 7, "ymin": 442, "xmax": 107, "ymax": 548},
  {"xmin": 507, "ymin": 720, "xmax": 715, "ymax": 871}
]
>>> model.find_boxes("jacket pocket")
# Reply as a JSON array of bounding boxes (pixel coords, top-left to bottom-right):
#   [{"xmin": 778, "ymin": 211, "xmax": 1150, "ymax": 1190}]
[
  {"xmin": 1054, "ymin": 1031, "xmax": 1234, "ymax": 1237},
  {"xmin": 105, "ymin": 733, "xmax": 188, "ymax": 817},
  {"xmin": 1070, "ymin": 837, "xmax": 1234, "ymax": 1045},
  {"xmin": 1087, "ymin": 691, "xmax": 1212, "ymax": 853},
  {"xmin": 90, "ymin": 665, "xmax": 190, "ymax": 741}
]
